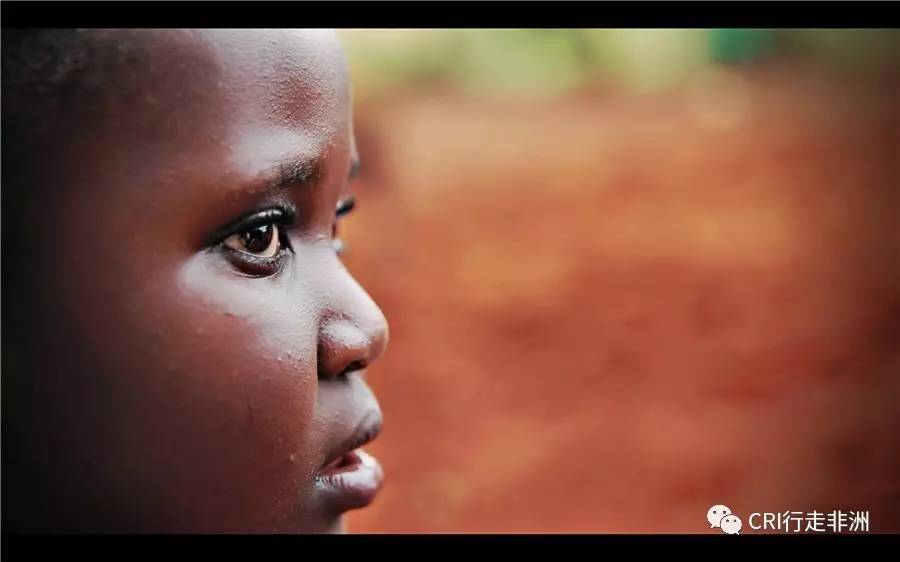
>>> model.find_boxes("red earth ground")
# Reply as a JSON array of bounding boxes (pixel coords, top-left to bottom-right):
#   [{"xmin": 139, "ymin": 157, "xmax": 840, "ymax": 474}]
[{"xmin": 340, "ymin": 64, "xmax": 900, "ymax": 533}]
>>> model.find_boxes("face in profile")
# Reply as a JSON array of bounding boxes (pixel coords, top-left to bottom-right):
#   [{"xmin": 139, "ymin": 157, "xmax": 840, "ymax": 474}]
[{"xmin": 3, "ymin": 29, "xmax": 388, "ymax": 533}]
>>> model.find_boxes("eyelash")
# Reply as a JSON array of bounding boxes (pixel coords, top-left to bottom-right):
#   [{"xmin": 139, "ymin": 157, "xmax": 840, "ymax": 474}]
[
  {"xmin": 212, "ymin": 201, "xmax": 352, "ymax": 278},
  {"xmin": 214, "ymin": 207, "xmax": 295, "ymax": 277},
  {"xmin": 332, "ymin": 196, "xmax": 355, "ymax": 255}
]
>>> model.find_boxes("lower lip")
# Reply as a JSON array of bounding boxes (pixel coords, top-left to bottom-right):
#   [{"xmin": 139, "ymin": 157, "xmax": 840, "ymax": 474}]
[{"xmin": 315, "ymin": 449, "xmax": 384, "ymax": 512}]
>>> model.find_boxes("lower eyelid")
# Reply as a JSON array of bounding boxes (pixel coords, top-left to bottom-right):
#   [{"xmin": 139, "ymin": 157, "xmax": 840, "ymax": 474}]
[{"xmin": 220, "ymin": 242, "xmax": 291, "ymax": 278}]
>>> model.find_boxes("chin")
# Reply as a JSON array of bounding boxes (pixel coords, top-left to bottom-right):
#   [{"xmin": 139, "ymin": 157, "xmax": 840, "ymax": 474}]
[
  {"xmin": 290, "ymin": 513, "xmax": 346, "ymax": 534},
  {"xmin": 296, "ymin": 516, "xmax": 345, "ymax": 534},
  {"xmin": 326, "ymin": 515, "xmax": 347, "ymax": 534}
]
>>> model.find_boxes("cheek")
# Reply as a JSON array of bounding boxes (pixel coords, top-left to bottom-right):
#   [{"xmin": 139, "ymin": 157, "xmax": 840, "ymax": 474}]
[
  {"xmin": 57, "ymin": 252, "xmax": 323, "ymax": 530},
  {"xmin": 167, "ymin": 253, "xmax": 322, "ymax": 472}
]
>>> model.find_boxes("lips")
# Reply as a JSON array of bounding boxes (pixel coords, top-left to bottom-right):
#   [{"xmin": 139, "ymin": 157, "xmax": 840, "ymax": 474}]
[{"xmin": 315, "ymin": 410, "xmax": 384, "ymax": 512}]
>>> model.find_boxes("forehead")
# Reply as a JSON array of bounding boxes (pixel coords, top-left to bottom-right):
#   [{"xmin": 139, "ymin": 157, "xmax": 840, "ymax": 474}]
[
  {"xmin": 88, "ymin": 28, "xmax": 349, "ymax": 121},
  {"xmin": 188, "ymin": 29, "xmax": 353, "ymax": 178},
  {"xmin": 194, "ymin": 29, "xmax": 349, "ymax": 131},
  {"xmin": 63, "ymin": 29, "xmax": 353, "ymax": 196}
]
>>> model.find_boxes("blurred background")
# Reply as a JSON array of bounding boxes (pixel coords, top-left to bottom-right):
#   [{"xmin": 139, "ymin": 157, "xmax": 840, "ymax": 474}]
[{"xmin": 336, "ymin": 29, "xmax": 900, "ymax": 533}]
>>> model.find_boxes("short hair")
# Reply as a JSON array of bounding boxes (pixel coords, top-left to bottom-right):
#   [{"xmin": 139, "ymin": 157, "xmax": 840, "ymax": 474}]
[
  {"xmin": 2, "ymin": 29, "xmax": 140, "ymax": 253},
  {"xmin": 2, "ymin": 28, "xmax": 205, "ymax": 195},
  {"xmin": 2, "ymin": 29, "xmax": 90, "ymax": 154},
  {"xmin": 2, "ymin": 29, "xmax": 107, "ymax": 303},
  {"xmin": 3, "ymin": 29, "xmax": 89, "ymax": 215}
]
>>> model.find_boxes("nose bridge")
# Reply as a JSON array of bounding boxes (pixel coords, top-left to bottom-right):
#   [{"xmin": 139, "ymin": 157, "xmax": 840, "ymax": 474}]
[{"xmin": 317, "ymin": 262, "xmax": 389, "ymax": 378}]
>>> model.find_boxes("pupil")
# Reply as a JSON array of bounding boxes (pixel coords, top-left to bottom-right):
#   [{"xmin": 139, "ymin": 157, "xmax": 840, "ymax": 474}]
[{"xmin": 242, "ymin": 224, "xmax": 273, "ymax": 253}]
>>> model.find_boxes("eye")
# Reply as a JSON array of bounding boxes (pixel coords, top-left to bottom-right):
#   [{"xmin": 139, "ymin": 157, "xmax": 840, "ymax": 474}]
[
  {"xmin": 332, "ymin": 196, "xmax": 355, "ymax": 255},
  {"xmin": 224, "ymin": 223, "xmax": 281, "ymax": 258},
  {"xmin": 209, "ymin": 206, "xmax": 295, "ymax": 278}
]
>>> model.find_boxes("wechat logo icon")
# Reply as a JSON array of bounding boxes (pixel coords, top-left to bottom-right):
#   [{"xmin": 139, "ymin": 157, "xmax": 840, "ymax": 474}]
[{"xmin": 708, "ymin": 504, "xmax": 742, "ymax": 534}]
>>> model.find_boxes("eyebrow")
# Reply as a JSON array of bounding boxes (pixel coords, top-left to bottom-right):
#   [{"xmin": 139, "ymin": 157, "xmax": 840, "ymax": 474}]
[
  {"xmin": 267, "ymin": 156, "xmax": 321, "ymax": 192},
  {"xmin": 264, "ymin": 153, "xmax": 361, "ymax": 194}
]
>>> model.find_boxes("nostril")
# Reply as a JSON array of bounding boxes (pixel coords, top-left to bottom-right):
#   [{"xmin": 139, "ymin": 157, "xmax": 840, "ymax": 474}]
[
  {"xmin": 340, "ymin": 360, "xmax": 367, "ymax": 378},
  {"xmin": 319, "ymin": 359, "xmax": 367, "ymax": 381},
  {"xmin": 318, "ymin": 316, "xmax": 383, "ymax": 380}
]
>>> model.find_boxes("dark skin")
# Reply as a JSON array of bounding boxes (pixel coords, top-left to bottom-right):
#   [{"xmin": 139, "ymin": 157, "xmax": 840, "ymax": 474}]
[{"xmin": 2, "ymin": 30, "xmax": 388, "ymax": 533}]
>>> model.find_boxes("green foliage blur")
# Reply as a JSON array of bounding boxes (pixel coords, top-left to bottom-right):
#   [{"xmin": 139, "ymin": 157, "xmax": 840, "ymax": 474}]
[{"xmin": 340, "ymin": 29, "xmax": 900, "ymax": 100}]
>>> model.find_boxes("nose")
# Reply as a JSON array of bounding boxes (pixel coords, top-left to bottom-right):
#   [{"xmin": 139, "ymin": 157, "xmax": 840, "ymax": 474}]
[{"xmin": 317, "ymin": 266, "xmax": 389, "ymax": 380}]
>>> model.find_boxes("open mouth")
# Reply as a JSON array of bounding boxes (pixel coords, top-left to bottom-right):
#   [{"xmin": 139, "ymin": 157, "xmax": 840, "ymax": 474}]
[
  {"xmin": 315, "ymin": 412, "xmax": 385, "ymax": 512},
  {"xmin": 317, "ymin": 448, "xmax": 382, "ymax": 484},
  {"xmin": 321, "ymin": 448, "xmax": 365, "ymax": 474}
]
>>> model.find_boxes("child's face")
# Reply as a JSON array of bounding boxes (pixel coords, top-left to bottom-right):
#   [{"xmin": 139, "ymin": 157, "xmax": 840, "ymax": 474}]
[{"xmin": 14, "ymin": 30, "xmax": 388, "ymax": 532}]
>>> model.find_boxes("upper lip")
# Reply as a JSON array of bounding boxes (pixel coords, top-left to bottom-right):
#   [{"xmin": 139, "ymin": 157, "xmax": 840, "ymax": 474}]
[{"xmin": 319, "ymin": 409, "xmax": 383, "ymax": 470}]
